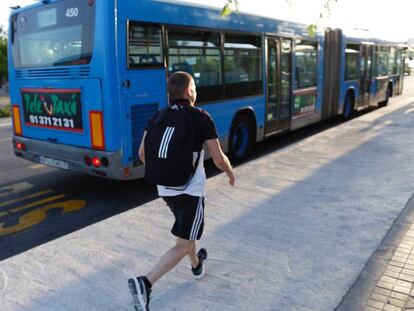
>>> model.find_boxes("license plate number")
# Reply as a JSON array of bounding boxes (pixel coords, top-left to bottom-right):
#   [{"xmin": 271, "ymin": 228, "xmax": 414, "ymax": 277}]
[{"xmin": 40, "ymin": 156, "xmax": 69, "ymax": 170}]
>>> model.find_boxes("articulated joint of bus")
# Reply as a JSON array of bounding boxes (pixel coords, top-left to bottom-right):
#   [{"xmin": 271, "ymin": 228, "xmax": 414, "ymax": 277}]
[{"xmin": 12, "ymin": 136, "xmax": 143, "ymax": 180}]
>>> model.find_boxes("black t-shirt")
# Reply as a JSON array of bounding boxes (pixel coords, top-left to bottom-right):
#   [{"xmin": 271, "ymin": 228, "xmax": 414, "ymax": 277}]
[{"xmin": 146, "ymin": 103, "xmax": 218, "ymax": 152}]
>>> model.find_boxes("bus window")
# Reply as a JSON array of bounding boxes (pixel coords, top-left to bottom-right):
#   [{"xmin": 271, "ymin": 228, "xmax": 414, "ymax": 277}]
[
  {"xmin": 128, "ymin": 24, "xmax": 163, "ymax": 67},
  {"xmin": 167, "ymin": 29, "xmax": 222, "ymax": 103},
  {"xmin": 224, "ymin": 34, "xmax": 263, "ymax": 99},
  {"xmin": 345, "ymin": 44, "xmax": 359, "ymax": 81},
  {"xmin": 294, "ymin": 40, "xmax": 317, "ymax": 89},
  {"xmin": 12, "ymin": 0, "xmax": 95, "ymax": 68},
  {"xmin": 373, "ymin": 46, "xmax": 389, "ymax": 76}
]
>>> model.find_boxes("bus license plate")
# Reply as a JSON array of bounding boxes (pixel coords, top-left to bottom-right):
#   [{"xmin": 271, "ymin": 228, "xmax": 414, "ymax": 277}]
[{"xmin": 40, "ymin": 156, "xmax": 69, "ymax": 170}]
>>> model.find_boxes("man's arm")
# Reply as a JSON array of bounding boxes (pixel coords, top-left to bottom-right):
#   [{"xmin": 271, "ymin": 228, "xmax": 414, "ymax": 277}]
[
  {"xmin": 138, "ymin": 131, "xmax": 147, "ymax": 164},
  {"xmin": 205, "ymin": 138, "xmax": 235, "ymax": 186}
]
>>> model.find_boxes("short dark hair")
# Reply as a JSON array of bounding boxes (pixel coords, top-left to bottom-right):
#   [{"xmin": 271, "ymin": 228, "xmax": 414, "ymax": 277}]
[{"xmin": 167, "ymin": 71, "xmax": 193, "ymax": 100}]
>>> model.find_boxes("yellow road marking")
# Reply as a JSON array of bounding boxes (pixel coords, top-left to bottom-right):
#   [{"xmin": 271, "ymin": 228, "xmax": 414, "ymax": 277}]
[
  {"xmin": 0, "ymin": 182, "xmax": 33, "ymax": 198},
  {"xmin": 0, "ymin": 199, "xmax": 86, "ymax": 236},
  {"xmin": 9, "ymin": 194, "xmax": 66, "ymax": 213},
  {"xmin": 0, "ymin": 189, "xmax": 54, "ymax": 208}
]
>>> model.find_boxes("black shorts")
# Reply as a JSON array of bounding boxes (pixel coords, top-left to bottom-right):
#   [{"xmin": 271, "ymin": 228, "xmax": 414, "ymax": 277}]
[{"xmin": 162, "ymin": 194, "xmax": 205, "ymax": 241}]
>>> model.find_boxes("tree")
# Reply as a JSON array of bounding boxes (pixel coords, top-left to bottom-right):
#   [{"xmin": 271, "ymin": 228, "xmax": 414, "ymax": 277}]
[{"xmin": 0, "ymin": 26, "xmax": 7, "ymax": 86}]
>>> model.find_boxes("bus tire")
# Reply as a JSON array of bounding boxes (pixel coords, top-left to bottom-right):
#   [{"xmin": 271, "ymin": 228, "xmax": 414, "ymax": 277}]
[
  {"xmin": 378, "ymin": 84, "xmax": 392, "ymax": 107},
  {"xmin": 342, "ymin": 92, "xmax": 355, "ymax": 120},
  {"xmin": 229, "ymin": 114, "xmax": 254, "ymax": 162}
]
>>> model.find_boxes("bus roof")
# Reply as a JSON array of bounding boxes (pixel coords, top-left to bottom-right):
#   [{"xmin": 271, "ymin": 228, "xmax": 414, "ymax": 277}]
[
  {"xmin": 341, "ymin": 28, "xmax": 407, "ymax": 46},
  {"xmin": 118, "ymin": 0, "xmax": 323, "ymax": 39}
]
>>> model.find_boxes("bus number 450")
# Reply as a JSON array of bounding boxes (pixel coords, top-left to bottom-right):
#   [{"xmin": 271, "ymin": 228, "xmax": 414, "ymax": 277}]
[{"xmin": 65, "ymin": 8, "xmax": 79, "ymax": 18}]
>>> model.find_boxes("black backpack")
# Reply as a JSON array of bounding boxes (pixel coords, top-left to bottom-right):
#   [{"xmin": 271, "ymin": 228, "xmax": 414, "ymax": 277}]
[{"xmin": 144, "ymin": 104, "xmax": 200, "ymax": 189}]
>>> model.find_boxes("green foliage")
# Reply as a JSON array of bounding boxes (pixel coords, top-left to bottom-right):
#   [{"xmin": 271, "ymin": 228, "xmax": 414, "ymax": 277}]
[
  {"xmin": 0, "ymin": 105, "xmax": 11, "ymax": 118},
  {"xmin": 307, "ymin": 24, "xmax": 318, "ymax": 38},
  {"xmin": 0, "ymin": 26, "xmax": 7, "ymax": 84},
  {"xmin": 221, "ymin": 0, "xmax": 239, "ymax": 16}
]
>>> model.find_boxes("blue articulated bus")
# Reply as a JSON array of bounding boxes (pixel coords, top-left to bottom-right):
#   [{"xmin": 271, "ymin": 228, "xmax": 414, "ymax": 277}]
[
  {"xmin": 8, "ymin": 0, "xmax": 406, "ymax": 180},
  {"xmin": 323, "ymin": 29, "xmax": 406, "ymax": 120}
]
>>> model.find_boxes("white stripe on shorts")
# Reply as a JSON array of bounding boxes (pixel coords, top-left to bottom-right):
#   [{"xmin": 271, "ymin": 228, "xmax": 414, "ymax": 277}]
[{"xmin": 190, "ymin": 197, "xmax": 203, "ymax": 240}]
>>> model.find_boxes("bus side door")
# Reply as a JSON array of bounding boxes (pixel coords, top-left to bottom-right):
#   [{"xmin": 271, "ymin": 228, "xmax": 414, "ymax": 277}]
[
  {"xmin": 264, "ymin": 37, "xmax": 292, "ymax": 136},
  {"xmin": 359, "ymin": 44, "xmax": 373, "ymax": 105},
  {"xmin": 120, "ymin": 22, "xmax": 167, "ymax": 168}
]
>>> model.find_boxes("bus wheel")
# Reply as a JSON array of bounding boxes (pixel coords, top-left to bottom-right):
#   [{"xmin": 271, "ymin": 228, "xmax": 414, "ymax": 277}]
[
  {"xmin": 378, "ymin": 86, "xmax": 391, "ymax": 107},
  {"xmin": 229, "ymin": 114, "xmax": 253, "ymax": 162},
  {"xmin": 342, "ymin": 92, "xmax": 354, "ymax": 120}
]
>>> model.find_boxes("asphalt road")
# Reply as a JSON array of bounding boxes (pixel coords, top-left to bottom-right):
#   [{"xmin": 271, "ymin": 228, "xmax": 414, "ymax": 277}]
[
  {"xmin": 0, "ymin": 119, "xmax": 158, "ymax": 260},
  {"xmin": 0, "ymin": 87, "xmax": 400, "ymax": 261}
]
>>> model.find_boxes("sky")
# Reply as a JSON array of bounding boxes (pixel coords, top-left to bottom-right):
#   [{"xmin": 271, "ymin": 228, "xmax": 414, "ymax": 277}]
[{"xmin": 0, "ymin": 0, "xmax": 412, "ymax": 42}]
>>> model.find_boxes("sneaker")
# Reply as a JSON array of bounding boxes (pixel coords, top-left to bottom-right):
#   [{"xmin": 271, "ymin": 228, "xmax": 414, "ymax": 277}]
[
  {"xmin": 191, "ymin": 248, "xmax": 208, "ymax": 279},
  {"xmin": 128, "ymin": 276, "xmax": 151, "ymax": 311}
]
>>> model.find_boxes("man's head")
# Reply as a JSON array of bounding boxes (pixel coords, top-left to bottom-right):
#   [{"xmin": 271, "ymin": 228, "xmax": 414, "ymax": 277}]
[{"xmin": 167, "ymin": 71, "xmax": 197, "ymax": 105}]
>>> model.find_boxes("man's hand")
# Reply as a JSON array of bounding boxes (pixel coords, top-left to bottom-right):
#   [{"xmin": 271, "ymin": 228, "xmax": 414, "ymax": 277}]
[
  {"xmin": 205, "ymin": 138, "xmax": 235, "ymax": 186},
  {"xmin": 138, "ymin": 131, "xmax": 147, "ymax": 164},
  {"xmin": 227, "ymin": 170, "xmax": 235, "ymax": 186}
]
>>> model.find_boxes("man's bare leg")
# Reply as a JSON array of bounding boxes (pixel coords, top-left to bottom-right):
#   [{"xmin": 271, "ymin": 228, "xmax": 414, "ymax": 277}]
[
  {"xmin": 188, "ymin": 241, "xmax": 200, "ymax": 268},
  {"xmin": 146, "ymin": 237, "xmax": 196, "ymax": 285}
]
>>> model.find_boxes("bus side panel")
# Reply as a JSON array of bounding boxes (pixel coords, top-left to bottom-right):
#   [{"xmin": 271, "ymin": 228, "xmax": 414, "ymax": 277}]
[
  {"xmin": 370, "ymin": 77, "xmax": 388, "ymax": 105},
  {"xmin": 200, "ymin": 96, "xmax": 265, "ymax": 151}
]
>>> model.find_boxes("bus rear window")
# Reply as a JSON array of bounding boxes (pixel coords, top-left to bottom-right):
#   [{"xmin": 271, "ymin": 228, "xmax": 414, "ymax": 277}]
[{"xmin": 12, "ymin": 0, "xmax": 95, "ymax": 68}]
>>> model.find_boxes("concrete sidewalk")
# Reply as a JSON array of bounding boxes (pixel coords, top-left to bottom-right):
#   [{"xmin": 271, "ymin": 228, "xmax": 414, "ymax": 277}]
[{"xmin": 1, "ymin": 90, "xmax": 414, "ymax": 310}]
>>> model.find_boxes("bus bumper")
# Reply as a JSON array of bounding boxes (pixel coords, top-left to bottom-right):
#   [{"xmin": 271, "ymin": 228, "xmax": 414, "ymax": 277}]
[{"xmin": 12, "ymin": 137, "xmax": 145, "ymax": 180}]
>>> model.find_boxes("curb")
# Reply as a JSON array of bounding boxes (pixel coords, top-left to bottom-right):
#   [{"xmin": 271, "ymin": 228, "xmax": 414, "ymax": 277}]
[{"xmin": 336, "ymin": 194, "xmax": 414, "ymax": 311}]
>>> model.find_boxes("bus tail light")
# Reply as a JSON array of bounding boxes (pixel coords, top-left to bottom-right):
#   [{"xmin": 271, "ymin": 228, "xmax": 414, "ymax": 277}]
[
  {"xmin": 92, "ymin": 157, "xmax": 101, "ymax": 167},
  {"xmin": 84, "ymin": 156, "xmax": 92, "ymax": 166},
  {"xmin": 12, "ymin": 105, "xmax": 22, "ymax": 136},
  {"xmin": 14, "ymin": 140, "xmax": 27, "ymax": 151},
  {"xmin": 16, "ymin": 142, "xmax": 26, "ymax": 151},
  {"xmin": 89, "ymin": 111, "xmax": 105, "ymax": 150},
  {"xmin": 101, "ymin": 157, "xmax": 109, "ymax": 167},
  {"xmin": 84, "ymin": 155, "xmax": 109, "ymax": 168}
]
